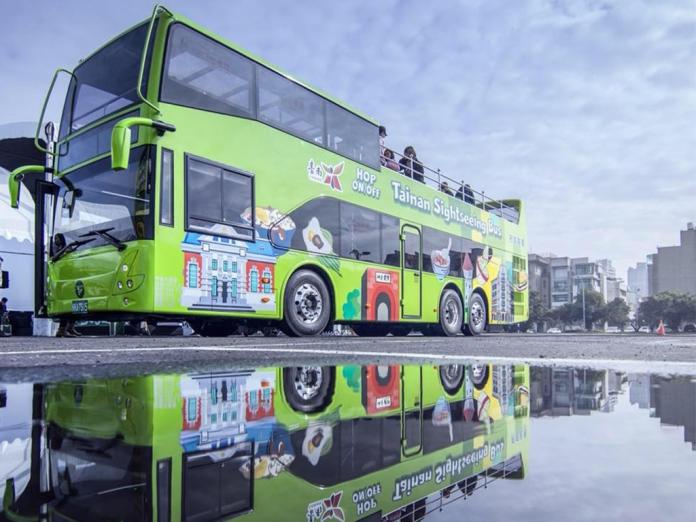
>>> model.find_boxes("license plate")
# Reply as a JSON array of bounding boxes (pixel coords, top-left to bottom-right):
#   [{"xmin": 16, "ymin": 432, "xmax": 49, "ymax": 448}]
[{"xmin": 71, "ymin": 300, "xmax": 88, "ymax": 314}]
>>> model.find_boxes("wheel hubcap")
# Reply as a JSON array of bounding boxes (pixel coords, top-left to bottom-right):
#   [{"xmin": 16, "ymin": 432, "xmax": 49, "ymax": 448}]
[
  {"xmin": 294, "ymin": 283, "xmax": 323, "ymax": 324},
  {"xmin": 470, "ymin": 300, "xmax": 484, "ymax": 329},
  {"xmin": 442, "ymin": 364, "xmax": 462, "ymax": 387},
  {"xmin": 444, "ymin": 298, "xmax": 460, "ymax": 328},
  {"xmin": 293, "ymin": 366, "xmax": 323, "ymax": 400}
]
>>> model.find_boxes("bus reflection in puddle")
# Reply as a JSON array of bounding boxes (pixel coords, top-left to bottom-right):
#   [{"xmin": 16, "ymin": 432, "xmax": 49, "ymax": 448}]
[{"xmin": 0, "ymin": 363, "xmax": 530, "ymax": 522}]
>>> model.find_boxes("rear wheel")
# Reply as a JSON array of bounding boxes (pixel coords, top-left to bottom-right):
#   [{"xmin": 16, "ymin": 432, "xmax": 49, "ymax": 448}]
[
  {"xmin": 283, "ymin": 366, "xmax": 334, "ymax": 413},
  {"xmin": 463, "ymin": 292, "xmax": 487, "ymax": 336},
  {"xmin": 432, "ymin": 289, "xmax": 463, "ymax": 336},
  {"xmin": 282, "ymin": 270, "xmax": 331, "ymax": 336}
]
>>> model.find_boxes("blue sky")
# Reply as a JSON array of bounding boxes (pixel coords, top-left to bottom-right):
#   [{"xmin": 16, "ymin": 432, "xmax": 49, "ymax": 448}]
[{"xmin": 1, "ymin": 0, "xmax": 695, "ymax": 278}]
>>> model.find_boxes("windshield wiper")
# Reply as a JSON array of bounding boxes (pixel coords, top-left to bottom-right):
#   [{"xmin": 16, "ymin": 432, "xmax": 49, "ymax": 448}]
[
  {"xmin": 51, "ymin": 238, "xmax": 96, "ymax": 262},
  {"xmin": 79, "ymin": 227, "xmax": 127, "ymax": 251}
]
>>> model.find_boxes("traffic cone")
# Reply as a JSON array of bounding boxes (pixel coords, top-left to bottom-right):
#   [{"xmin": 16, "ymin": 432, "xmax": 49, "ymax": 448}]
[{"xmin": 656, "ymin": 320, "xmax": 666, "ymax": 336}]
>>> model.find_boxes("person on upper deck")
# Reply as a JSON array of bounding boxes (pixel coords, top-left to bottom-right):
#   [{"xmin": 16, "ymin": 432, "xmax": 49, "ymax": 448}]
[
  {"xmin": 382, "ymin": 148, "xmax": 400, "ymax": 171},
  {"xmin": 399, "ymin": 146, "xmax": 424, "ymax": 183},
  {"xmin": 439, "ymin": 181, "xmax": 454, "ymax": 196},
  {"xmin": 379, "ymin": 125, "xmax": 387, "ymax": 157},
  {"xmin": 456, "ymin": 183, "xmax": 475, "ymax": 205}
]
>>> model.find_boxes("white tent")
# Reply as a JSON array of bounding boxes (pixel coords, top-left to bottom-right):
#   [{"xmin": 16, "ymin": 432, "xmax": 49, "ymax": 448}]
[{"xmin": 0, "ymin": 167, "xmax": 35, "ymax": 312}]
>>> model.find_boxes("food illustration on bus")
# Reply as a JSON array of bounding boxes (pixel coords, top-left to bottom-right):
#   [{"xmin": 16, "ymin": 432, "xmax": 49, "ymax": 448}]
[
  {"xmin": 302, "ymin": 422, "xmax": 334, "ymax": 466},
  {"xmin": 431, "ymin": 238, "xmax": 452, "ymax": 280},
  {"xmin": 242, "ymin": 206, "xmax": 296, "ymax": 250},
  {"xmin": 303, "ymin": 217, "xmax": 335, "ymax": 255}
]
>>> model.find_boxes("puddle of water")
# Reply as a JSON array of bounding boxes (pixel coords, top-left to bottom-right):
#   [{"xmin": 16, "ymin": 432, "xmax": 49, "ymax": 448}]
[{"xmin": 1, "ymin": 363, "xmax": 694, "ymax": 521}]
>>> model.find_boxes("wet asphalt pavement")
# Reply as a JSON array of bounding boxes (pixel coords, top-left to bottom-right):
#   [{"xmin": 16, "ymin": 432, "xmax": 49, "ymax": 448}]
[{"xmin": 2, "ymin": 333, "xmax": 696, "ymax": 382}]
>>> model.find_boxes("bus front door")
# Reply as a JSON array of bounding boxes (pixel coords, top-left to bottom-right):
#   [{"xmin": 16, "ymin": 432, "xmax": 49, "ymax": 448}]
[
  {"xmin": 400, "ymin": 225, "xmax": 422, "ymax": 319},
  {"xmin": 401, "ymin": 365, "xmax": 423, "ymax": 457}
]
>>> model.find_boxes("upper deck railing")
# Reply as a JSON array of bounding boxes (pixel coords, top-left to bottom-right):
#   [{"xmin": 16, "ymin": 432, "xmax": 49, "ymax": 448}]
[{"xmin": 381, "ymin": 148, "xmax": 521, "ymax": 224}]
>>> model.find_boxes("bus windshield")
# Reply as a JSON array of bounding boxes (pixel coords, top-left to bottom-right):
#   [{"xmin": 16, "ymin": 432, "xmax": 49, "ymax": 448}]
[
  {"xmin": 49, "ymin": 432, "xmax": 151, "ymax": 521},
  {"xmin": 53, "ymin": 146, "xmax": 153, "ymax": 253},
  {"xmin": 59, "ymin": 22, "xmax": 153, "ymax": 139}
]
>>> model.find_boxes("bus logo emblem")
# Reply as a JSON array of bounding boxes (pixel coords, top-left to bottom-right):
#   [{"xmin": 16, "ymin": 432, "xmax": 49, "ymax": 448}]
[
  {"xmin": 75, "ymin": 280, "xmax": 84, "ymax": 298},
  {"xmin": 307, "ymin": 159, "xmax": 344, "ymax": 192}
]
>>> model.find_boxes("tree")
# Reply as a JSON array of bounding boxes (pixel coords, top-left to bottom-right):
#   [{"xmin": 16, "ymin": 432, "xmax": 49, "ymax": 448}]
[
  {"xmin": 574, "ymin": 290, "xmax": 604, "ymax": 330},
  {"xmin": 638, "ymin": 292, "xmax": 696, "ymax": 331},
  {"xmin": 522, "ymin": 291, "xmax": 548, "ymax": 331},
  {"xmin": 603, "ymin": 298, "xmax": 630, "ymax": 330}
]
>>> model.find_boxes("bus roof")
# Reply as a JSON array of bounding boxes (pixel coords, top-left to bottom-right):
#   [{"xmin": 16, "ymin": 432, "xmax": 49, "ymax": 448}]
[{"xmin": 74, "ymin": 8, "xmax": 378, "ymax": 127}]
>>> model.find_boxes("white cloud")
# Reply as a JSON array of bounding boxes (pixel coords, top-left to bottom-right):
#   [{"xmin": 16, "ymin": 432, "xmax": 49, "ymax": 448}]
[{"xmin": 1, "ymin": 0, "xmax": 694, "ymax": 276}]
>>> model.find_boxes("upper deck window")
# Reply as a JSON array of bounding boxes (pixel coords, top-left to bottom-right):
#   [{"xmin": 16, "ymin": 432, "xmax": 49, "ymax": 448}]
[
  {"xmin": 257, "ymin": 67, "xmax": 324, "ymax": 145},
  {"xmin": 327, "ymin": 103, "xmax": 379, "ymax": 169},
  {"xmin": 60, "ymin": 22, "xmax": 155, "ymax": 139},
  {"xmin": 162, "ymin": 24, "xmax": 254, "ymax": 118},
  {"xmin": 161, "ymin": 24, "xmax": 379, "ymax": 170}
]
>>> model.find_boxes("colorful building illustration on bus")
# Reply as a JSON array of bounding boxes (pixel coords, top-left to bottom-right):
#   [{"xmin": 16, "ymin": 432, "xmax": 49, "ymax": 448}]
[
  {"xmin": 491, "ymin": 263, "xmax": 514, "ymax": 323},
  {"xmin": 181, "ymin": 232, "xmax": 277, "ymax": 312},
  {"xmin": 180, "ymin": 370, "xmax": 279, "ymax": 454}
]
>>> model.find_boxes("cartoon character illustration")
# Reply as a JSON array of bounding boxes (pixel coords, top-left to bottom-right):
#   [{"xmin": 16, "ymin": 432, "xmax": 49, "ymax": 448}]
[{"xmin": 431, "ymin": 238, "xmax": 452, "ymax": 280}]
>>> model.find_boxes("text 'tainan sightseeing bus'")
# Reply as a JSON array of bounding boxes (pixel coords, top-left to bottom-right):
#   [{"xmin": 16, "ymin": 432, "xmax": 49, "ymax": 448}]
[{"xmin": 8, "ymin": 6, "xmax": 528, "ymax": 336}]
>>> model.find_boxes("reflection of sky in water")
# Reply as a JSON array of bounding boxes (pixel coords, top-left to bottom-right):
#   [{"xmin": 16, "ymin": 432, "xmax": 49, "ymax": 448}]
[{"xmin": 431, "ymin": 385, "xmax": 696, "ymax": 521}]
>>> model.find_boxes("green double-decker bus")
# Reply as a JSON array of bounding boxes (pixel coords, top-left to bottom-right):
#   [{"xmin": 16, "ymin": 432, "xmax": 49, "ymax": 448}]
[
  {"xmin": 2, "ymin": 363, "xmax": 530, "ymax": 521},
  {"xmin": 8, "ymin": 6, "xmax": 528, "ymax": 336}
]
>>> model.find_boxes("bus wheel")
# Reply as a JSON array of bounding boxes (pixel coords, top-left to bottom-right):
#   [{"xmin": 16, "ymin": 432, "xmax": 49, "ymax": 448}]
[
  {"xmin": 439, "ymin": 364, "xmax": 464, "ymax": 394},
  {"xmin": 352, "ymin": 323, "xmax": 391, "ymax": 336},
  {"xmin": 283, "ymin": 270, "xmax": 331, "ymax": 336},
  {"xmin": 283, "ymin": 366, "xmax": 334, "ymax": 413},
  {"xmin": 470, "ymin": 364, "xmax": 490, "ymax": 390},
  {"xmin": 432, "ymin": 289, "xmax": 463, "ymax": 336},
  {"xmin": 463, "ymin": 293, "xmax": 486, "ymax": 336}
]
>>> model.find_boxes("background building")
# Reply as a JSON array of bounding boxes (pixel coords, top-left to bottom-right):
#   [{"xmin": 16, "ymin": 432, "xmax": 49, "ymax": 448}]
[
  {"xmin": 528, "ymin": 253, "xmax": 551, "ymax": 310},
  {"xmin": 648, "ymin": 223, "xmax": 696, "ymax": 296},
  {"xmin": 627, "ymin": 261, "xmax": 650, "ymax": 317}
]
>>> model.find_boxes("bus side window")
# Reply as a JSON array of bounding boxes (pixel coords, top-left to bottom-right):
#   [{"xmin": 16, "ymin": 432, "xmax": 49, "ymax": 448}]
[
  {"xmin": 185, "ymin": 156, "xmax": 255, "ymax": 241},
  {"xmin": 381, "ymin": 215, "xmax": 400, "ymax": 267},
  {"xmin": 339, "ymin": 203, "xmax": 380, "ymax": 263},
  {"xmin": 160, "ymin": 149, "xmax": 174, "ymax": 226},
  {"xmin": 162, "ymin": 24, "xmax": 254, "ymax": 118}
]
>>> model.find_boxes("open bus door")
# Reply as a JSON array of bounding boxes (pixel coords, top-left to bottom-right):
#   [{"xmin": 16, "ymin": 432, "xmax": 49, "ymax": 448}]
[{"xmin": 401, "ymin": 365, "xmax": 423, "ymax": 457}]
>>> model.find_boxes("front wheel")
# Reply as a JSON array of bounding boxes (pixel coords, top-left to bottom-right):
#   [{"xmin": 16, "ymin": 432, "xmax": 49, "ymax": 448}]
[
  {"xmin": 432, "ymin": 289, "xmax": 463, "ymax": 336},
  {"xmin": 463, "ymin": 293, "xmax": 487, "ymax": 336},
  {"xmin": 282, "ymin": 270, "xmax": 332, "ymax": 336},
  {"xmin": 283, "ymin": 366, "xmax": 335, "ymax": 413}
]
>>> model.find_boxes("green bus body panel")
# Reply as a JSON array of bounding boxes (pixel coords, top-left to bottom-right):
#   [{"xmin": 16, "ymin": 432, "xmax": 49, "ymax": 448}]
[
  {"xmin": 44, "ymin": 364, "xmax": 530, "ymax": 521},
  {"xmin": 45, "ymin": 12, "xmax": 528, "ymax": 326}
]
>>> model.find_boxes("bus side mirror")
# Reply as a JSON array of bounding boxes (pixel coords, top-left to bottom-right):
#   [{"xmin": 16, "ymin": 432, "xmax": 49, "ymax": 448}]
[
  {"xmin": 111, "ymin": 117, "xmax": 176, "ymax": 171},
  {"xmin": 111, "ymin": 123, "xmax": 133, "ymax": 171},
  {"xmin": 8, "ymin": 165, "xmax": 45, "ymax": 208}
]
